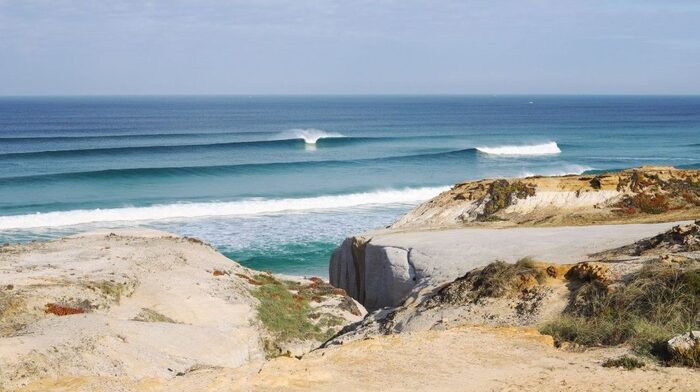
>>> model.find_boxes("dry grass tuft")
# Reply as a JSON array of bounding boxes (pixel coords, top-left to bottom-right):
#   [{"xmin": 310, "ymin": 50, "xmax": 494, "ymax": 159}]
[
  {"xmin": 541, "ymin": 261, "xmax": 700, "ymax": 366},
  {"xmin": 602, "ymin": 355, "xmax": 645, "ymax": 370},
  {"xmin": 132, "ymin": 308, "xmax": 178, "ymax": 323},
  {"xmin": 428, "ymin": 258, "xmax": 548, "ymax": 307}
]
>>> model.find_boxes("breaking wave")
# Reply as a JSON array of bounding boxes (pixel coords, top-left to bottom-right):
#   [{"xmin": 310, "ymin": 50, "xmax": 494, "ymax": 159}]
[
  {"xmin": 476, "ymin": 142, "xmax": 561, "ymax": 156},
  {"xmin": 0, "ymin": 186, "xmax": 449, "ymax": 230},
  {"xmin": 272, "ymin": 128, "xmax": 344, "ymax": 144}
]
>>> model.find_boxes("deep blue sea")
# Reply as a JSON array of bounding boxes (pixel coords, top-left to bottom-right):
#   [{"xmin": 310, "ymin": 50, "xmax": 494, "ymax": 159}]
[{"xmin": 1, "ymin": 96, "xmax": 699, "ymax": 276}]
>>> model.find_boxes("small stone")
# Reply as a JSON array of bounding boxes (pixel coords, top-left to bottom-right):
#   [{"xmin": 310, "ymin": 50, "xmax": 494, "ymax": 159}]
[{"xmin": 667, "ymin": 330, "xmax": 700, "ymax": 354}]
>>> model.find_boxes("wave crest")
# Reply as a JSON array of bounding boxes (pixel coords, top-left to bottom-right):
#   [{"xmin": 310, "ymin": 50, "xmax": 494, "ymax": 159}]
[
  {"xmin": 274, "ymin": 128, "xmax": 344, "ymax": 144},
  {"xmin": 0, "ymin": 186, "xmax": 448, "ymax": 230},
  {"xmin": 476, "ymin": 142, "xmax": 561, "ymax": 156}
]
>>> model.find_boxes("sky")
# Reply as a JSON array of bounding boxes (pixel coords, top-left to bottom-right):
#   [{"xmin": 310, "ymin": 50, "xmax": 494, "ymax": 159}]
[{"xmin": 0, "ymin": 0, "xmax": 699, "ymax": 95}]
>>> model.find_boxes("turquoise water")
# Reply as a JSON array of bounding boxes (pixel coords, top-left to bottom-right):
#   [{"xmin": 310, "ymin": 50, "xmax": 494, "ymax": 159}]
[{"xmin": 1, "ymin": 96, "xmax": 699, "ymax": 276}]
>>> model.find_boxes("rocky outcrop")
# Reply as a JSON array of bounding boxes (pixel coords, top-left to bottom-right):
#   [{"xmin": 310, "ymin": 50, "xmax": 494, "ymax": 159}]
[
  {"xmin": 391, "ymin": 167, "xmax": 700, "ymax": 230},
  {"xmin": 329, "ymin": 222, "xmax": 686, "ymax": 311},
  {"xmin": 329, "ymin": 236, "xmax": 699, "ymax": 351},
  {"xmin": 331, "ymin": 167, "xmax": 700, "ymax": 311},
  {"xmin": 593, "ymin": 221, "xmax": 700, "ymax": 258}
]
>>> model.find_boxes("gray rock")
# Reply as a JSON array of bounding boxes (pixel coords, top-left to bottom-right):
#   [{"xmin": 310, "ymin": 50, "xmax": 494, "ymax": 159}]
[{"xmin": 667, "ymin": 331, "xmax": 700, "ymax": 354}]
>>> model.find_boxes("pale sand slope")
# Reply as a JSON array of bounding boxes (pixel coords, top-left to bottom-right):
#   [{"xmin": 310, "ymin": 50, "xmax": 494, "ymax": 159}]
[
  {"xmin": 331, "ymin": 221, "xmax": 692, "ymax": 309},
  {"xmin": 0, "ymin": 229, "xmax": 362, "ymax": 391},
  {"xmin": 23, "ymin": 325, "xmax": 700, "ymax": 392},
  {"xmin": 0, "ymin": 229, "xmax": 262, "ymax": 390}
]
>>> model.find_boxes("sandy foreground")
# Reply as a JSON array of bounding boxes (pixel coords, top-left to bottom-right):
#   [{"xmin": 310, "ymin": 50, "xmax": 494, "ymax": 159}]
[
  {"xmin": 0, "ymin": 229, "xmax": 361, "ymax": 391},
  {"xmin": 1, "ymin": 227, "xmax": 698, "ymax": 391},
  {"xmin": 23, "ymin": 326, "xmax": 700, "ymax": 392}
]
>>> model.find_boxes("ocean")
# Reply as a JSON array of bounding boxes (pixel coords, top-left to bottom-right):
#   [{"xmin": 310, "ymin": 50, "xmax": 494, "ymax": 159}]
[{"xmin": 1, "ymin": 95, "xmax": 699, "ymax": 276}]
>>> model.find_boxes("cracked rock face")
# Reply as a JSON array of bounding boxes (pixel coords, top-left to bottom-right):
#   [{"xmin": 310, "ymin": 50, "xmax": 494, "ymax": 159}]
[
  {"xmin": 363, "ymin": 244, "xmax": 415, "ymax": 310},
  {"xmin": 330, "ymin": 239, "xmax": 418, "ymax": 310}
]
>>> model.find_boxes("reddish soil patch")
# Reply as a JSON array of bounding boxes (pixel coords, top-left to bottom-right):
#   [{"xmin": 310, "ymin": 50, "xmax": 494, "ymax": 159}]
[{"xmin": 45, "ymin": 303, "xmax": 85, "ymax": 316}]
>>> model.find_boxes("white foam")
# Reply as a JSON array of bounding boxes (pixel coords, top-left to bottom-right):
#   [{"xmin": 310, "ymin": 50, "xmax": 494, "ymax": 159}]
[
  {"xmin": 273, "ymin": 128, "xmax": 344, "ymax": 144},
  {"xmin": 476, "ymin": 142, "xmax": 561, "ymax": 156},
  {"xmin": 0, "ymin": 187, "xmax": 449, "ymax": 230}
]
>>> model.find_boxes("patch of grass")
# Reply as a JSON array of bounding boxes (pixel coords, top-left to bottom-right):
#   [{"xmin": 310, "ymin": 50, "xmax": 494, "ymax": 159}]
[
  {"xmin": 541, "ymin": 262, "xmax": 700, "ymax": 365},
  {"xmin": 132, "ymin": 308, "xmax": 178, "ymax": 323},
  {"xmin": 244, "ymin": 273, "xmax": 360, "ymax": 357},
  {"xmin": 602, "ymin": 355, "xmax": 645, "ymax": 370},
  {"xmin": 252, "ymin": 273, "xmax": 280, "ymax": 286},
  {"xmin": 251, "ymin": 275, "xmax": 346, "ymax": 357},
  {"xmin": 252, "ymin": 279, "xmax": 317, "ymax": 342}
]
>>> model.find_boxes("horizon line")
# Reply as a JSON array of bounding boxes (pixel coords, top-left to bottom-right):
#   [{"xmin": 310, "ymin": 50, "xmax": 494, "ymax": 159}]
[{"xmin": 1, "ymin": 93, "xmax": 700, "ymax": 99}]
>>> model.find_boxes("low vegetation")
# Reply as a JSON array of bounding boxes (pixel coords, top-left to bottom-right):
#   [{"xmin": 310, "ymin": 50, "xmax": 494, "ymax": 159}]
[
  {"xmin": 428, "ymin": 258, "xmax": 547, "ymax": 306},
  {"xmin": 477, "ymin": 180, "xmax": 536, "ymax": 221},
  {"xmin": 613, "ymin": 170, "xmax": 700, "ymax": 215},
  {"xmin": 602, "ymin": 355, "xmax": 645, "ymax": 370},
  {"xmin": 132, "ymin": 308, "xmax": 178, "ymax": 323},
  {"xmin": 248, "ymin": 273, "xmax": 355, "ymax": 357},
  {"xmin": 0, "ymin": 291, "xmax": 26, "ymax": 336},
  {"xmin": 86, "ymin": 280, "xmax": 132, "ymax": 304},
  {"xmin": 541, "ymin": 261, "xmax": 700, "ymax": 366}
]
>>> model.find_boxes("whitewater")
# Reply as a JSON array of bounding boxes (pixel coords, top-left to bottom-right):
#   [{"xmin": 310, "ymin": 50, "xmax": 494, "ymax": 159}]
[
  {"xmin": 476, "ymin": 141, "xmax": 561, "ymax": 156},
  {"xmin": 2, "ymin": 95, "xmax": 699, "ymax": 274},
  {"xmin": 0, "ymin": 187, "xmax": 448, "ymax": 230},
  {"xmin": 273, "ymin": 128, "xmax": 344, "ymax": 144}
]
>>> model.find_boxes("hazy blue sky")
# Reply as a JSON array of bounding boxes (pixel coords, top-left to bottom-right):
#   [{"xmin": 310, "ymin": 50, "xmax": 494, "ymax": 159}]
[{"xmin": 1, "ymin": 0, "xmax": 699, "ymax": 95}]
